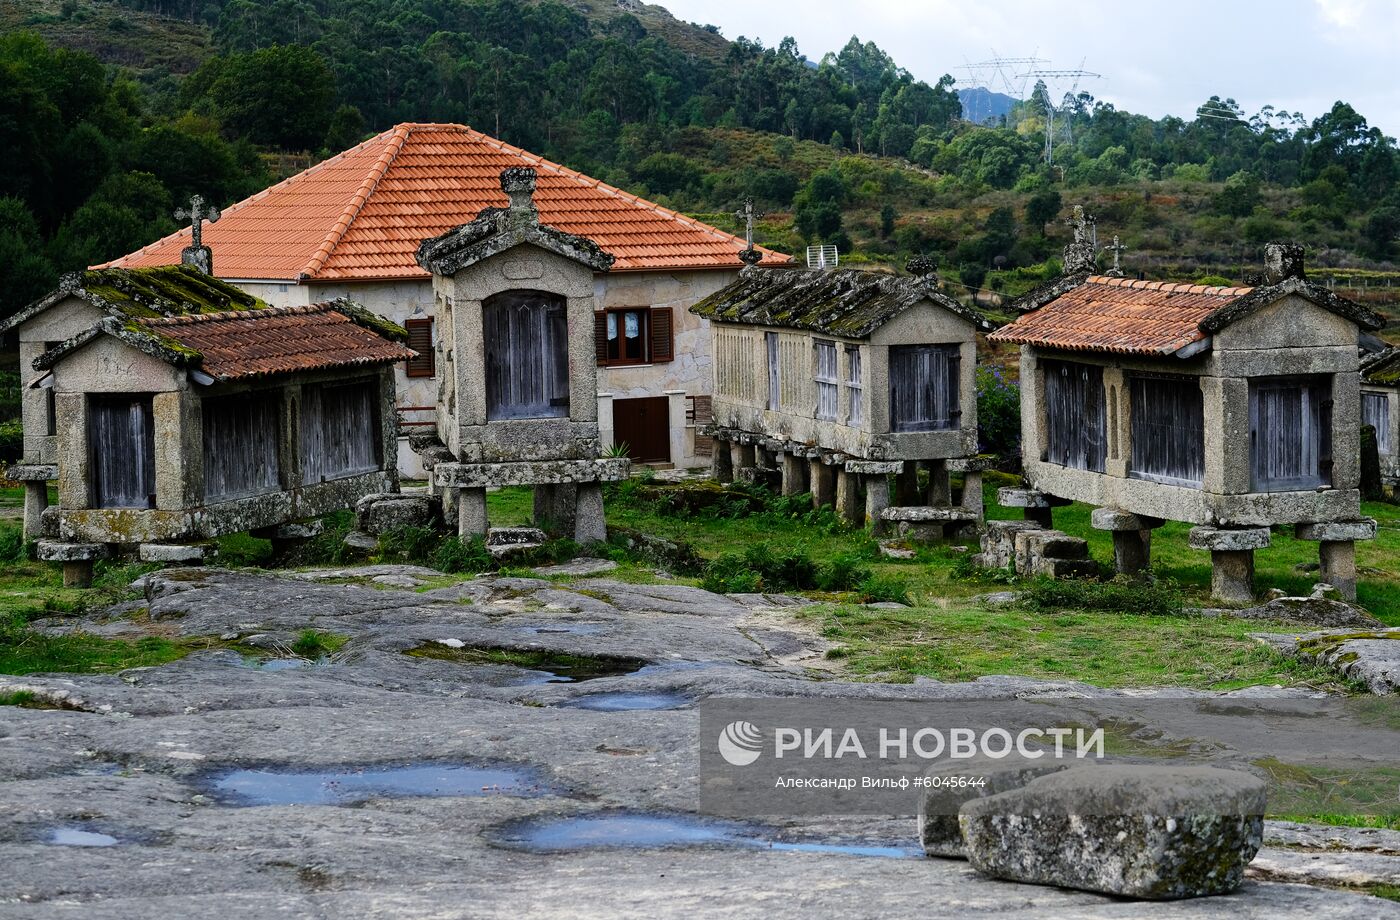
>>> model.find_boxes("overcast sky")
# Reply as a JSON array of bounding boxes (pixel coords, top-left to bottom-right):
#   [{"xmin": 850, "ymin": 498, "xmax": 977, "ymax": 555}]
[{"xmin": 660, "ymin": 0, "xmax": 1400, "ymax": 135}]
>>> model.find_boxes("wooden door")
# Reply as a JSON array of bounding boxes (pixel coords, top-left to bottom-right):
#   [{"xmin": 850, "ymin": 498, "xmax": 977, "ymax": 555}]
[
  {"xmin": 613, "ymin": 396, "xmax": 670, "ymax": 463},
  {"xmin": 89, "ymin": 395, "xmax": 156, "ymax": 509}
]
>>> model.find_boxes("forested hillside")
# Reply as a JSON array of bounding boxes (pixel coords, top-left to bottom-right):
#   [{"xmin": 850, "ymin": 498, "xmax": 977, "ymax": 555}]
[{"xmin": 3, "ymin": 0, "xmax": 1399, "ymax": 324}]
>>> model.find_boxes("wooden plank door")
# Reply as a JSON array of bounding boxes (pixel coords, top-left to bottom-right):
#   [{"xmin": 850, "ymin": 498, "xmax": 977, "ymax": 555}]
[
  {"xmin": 613, "ymin": 396, "xmax": 670, "ymax": 464},
  {"xmin": 89, "ymin": 395, "xmax": 156, "ymax": 509}
]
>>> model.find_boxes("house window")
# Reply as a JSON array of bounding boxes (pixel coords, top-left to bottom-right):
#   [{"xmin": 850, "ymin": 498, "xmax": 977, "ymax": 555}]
[
  {"xmin": 593, "ymin": 307, "xmax": 674, "ymax": 366},
  {"xmin": 404, "ymin": 318, "xmax": 435, "ymax": 378},
  {"xmin": 203, "ymin": 391, "xmax": 281, "ymax": 501},
  {"xmin": 301, "ymin": 379, "xmax": 380, "ymax": 483},
  {"xmin": 89, "ymin": 394, "xmax": 155, "ymax": 509},
  {"xmin": 1363, "ymin": 391, "xmax": 1391, "ymax": 454},
  {"xmin": 814, "ymin": 339, "xmax": 838, "ymax": 421},
  {"xmin": 1129, "ymin": 374, "xmax": 1204, "ymax": 487},
  {"xmin": 845, "ymin": 345, "xmax": 863, "ymax": 425},
  {"xmin": 766, "ymin": 332, "xmax": 780, "ymax": 410},
  {"xmin": 486, "ymin": 290, "xmax": 569, "ymax": 420},
  {"xmin": 889, "ymin": 344, "xmax": 961, "ymax": 433},
  {"xmin": 1043, "ymin": 360, "xmax": 1105, "ymax": 472},
  {"xmin": 1250, "ymin": 376, "xmax": 1332, "ymax": 491}
]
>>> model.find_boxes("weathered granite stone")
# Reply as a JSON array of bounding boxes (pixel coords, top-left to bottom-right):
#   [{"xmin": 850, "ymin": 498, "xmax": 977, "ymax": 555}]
[
  {"xmin": 36, "ymin": 541, "xmax": 109, "ymax": 562},
  {"xmin": 997, "ymin": 488, "xmax": 1068, "ymax": 509},
  {"xmin": 1090, "ymin": 508, "xmax": 1164, "ymax": 531},
  {"xmin": 976, "ymin": 520, "xmax": 1044, "ymax": 569},
  {"xmin": 342, "ymin": 530, "xmax": 378, "ymax": 552},
  {"xmin": 920, "ymin": 759, "xmax": 1082, "ymax": 857},
  {"xmin": 5, "ymin": 462, "xmax": 57, "ymax": 481},
  {"xmin": 1189, "ymin": 527, "xmax": 1272, "ymax": 552},
  {"xmin": 138, "ymin": 543, "xmax": 212, "ymax": 564},
  {"xmin": 960, "ymin": 766, "xmax": 1267, "ymax": 899},
  {"xmin": 532, "ymin": 557, "xmax": 618, "ymax": 576},
  {"xmin": 488, "ymin": 527, "xmax": 547, "ymax": 547},
  {"xmin": 947, "ymin": 455, "xmax": 998, "ymax": 472},
  {"xmin": 1234, "ymin": 596, "xmax": 1382, "ymax": 629},
  {"xmin": 436, "ymin": 458, "xmax": 630, "ymax": 488},
  {"xmin": 844, "ymin": 459, "xmax": 904, "ymax": 475},
  {"xmin": 1013, "ymin": 529, "xmax": 1088, "ymax": 576},
  {"xmin": 881, "ymin": 506, "xmax": 980, "ymax": 523},
  {"xmin": 1294, "ymin": 520, "xmax": 1377, "ymax": 542},
  {"xmin": 358, "ymin": 494, "xmax": 437, "ymax": 534},
  {"xmin": 1264, "ymin": 627, "xmax": 1400, "ymax": 694}
]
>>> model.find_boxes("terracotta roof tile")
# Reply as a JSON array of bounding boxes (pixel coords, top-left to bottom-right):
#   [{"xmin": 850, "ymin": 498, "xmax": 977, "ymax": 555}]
[
  {"xmin": 139, "ymin": 303, "xmax": 416, "ymax": 380},
  {"xmin": 104, "ymin": 124, "xmax": 790, "ymax": 280},
  {"xmin": 988, "ymin": 276, "xmax": 1254, "ymax": 355}
]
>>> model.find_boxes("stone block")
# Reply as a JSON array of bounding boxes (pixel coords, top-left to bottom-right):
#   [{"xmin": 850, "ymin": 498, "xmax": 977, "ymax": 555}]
[
  {"xmin": 37, "ymin": 541, "xmax": 109, "ymax": 563},
  {"xmin": 435, "ymin": 457, "xmax": 630, "ymax": 488},
  {"xmin": 920, "ymin": 759, "xmax": 1081, "ymax": 858},
  {"xmin": 1031, "ymin": 557, "xmax": 1099, "ymax": 579},
  {"xmin": 1188, "ymin": 526, "xmax": 1271, "ymax": 552},
  {"xmin": 1294, "ymin": 519, "xmax": 1377, "ymax": 542},
  {"xmin": 881, "ymin": 506, "xmax": 980, "ymax": 523},
  {"xmin": 487, "ymin": 527, "xmax": 546, "ymax": 547},
  {"xmin": 844, "ymin": 459, "xmax": 904, "ymax": 475},
  {"xmin": 997, "ymin": 487, "xmax": 1066, "ymax": 509},
  {"xmin": 573, "ymin": 482, "xmax": 606, "ymax": 544},
  {"xmin": 359, "ymin": 494, "xmax": 437, "ymax": 534},
  {"xmin": 138, "ymin": 543, "xmax": 212, "ymax": 564},
  {"xmin": 1090, "ymin": 508, "xmax": 1164, "ymax": 531},
  {"xmin": 1234, "ymin": 596, "xmax": 1381, "ymax": 629},
  {"xmin": 960, "ymin": 766, "xmax": 1267, "ymax": 899},
  {"xmin": 343, "ymin": 530, "xmax": 378, "ymax": 552},
  {"xmin": 6, "ymin": 463, "xmax": 57, "ymax": 481},
  {"xmin": 946, "ymin": 455, "xmax": 998, "ymax": 473},
  {"xmin": 978, "ymin": 520, "xmax": 1044, "ymax": 570}
]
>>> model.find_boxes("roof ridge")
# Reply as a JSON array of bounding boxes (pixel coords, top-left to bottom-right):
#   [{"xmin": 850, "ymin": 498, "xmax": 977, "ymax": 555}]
[
  {"xmin": 1089, "ymin": 274, "xmax": 1253, "ymax": 296},
  {"xmin": 299, "ymin": 125, "xmax": 413, "ymax": 280},
  {"xmin": 95, "ymin": 126, "xmax": 408, "ymax": 271},
  {"xmin": 456, "ymin": 124, "xmax": 771, "ymax": 257},
  {"xmin": 140, "ymin": 303, "xmax": 332, "ymax": 325}
]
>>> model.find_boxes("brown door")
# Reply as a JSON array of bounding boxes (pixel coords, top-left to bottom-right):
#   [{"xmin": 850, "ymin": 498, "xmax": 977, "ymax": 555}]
[{"xmin": 613, "ymin": 396, "xmax": 670, "ymax": 463}]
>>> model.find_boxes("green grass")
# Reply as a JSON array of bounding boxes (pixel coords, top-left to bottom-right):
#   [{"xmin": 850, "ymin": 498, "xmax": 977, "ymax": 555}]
[{"xmin": 0, "ymin": 615, "xmax": 188, "ymax": 675}]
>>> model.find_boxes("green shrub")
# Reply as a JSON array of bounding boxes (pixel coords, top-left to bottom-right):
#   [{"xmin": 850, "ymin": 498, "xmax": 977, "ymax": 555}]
[
  {"xmin": 290, "ymin": 629, "xmax": 346, "ymax": 658},
  {"xmin": 1020, "ymin": 575, "xmax": 1182, "ymax": 617},
  {"xmin": 375, "ymin": 524, "xmax": 439, "ymax": 563},
  {"xmin": 817, "ymin": 551, "xmax": 873, "ymax": 591},
  {"xmin": 216, "ymin": 532, "xmax": 273, "ymax": 567},
  {"xmin": 857, "ymin": 574, "xmax": 910, "ymax": 605},
  {"xmin": 0, "ymin": 419, "xmax": 22, "ymax": 463},
  {"xmin": 700, "ymin": 552, "xmax": 763, "ymax": 593},
  {"xmin": 976, "ymin": 366, "xmax": 1020, "ymax": 459},
  {"xmin": 285, "ymin": 510, "xmax": 356, "ymax": 566},
  {"xmin": 429, "ymin": 535, "xmax": 492, "ymax": 573},
  {"xmin": 0, "ymin": 524, "xmax": 27, "ymax": 563}
]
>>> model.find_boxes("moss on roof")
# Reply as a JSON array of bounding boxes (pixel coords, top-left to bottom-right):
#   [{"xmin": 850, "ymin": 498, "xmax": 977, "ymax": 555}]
[
  {"xmin": 689, "ymin": 266, "xmax": 992, "ymax": 338},
  {"xmin": 1362, "ymin": 347, "xmax": 1400, "ymax": 387},
  {"xmin": 80, "ymin": 264, "xmax": 269, "ymax": 318}
]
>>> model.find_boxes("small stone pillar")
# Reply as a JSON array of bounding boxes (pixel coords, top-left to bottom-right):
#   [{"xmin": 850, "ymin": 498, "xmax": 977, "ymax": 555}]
[
  {"xmin": 441, "ymin": 486, "xmax": 461, "ymax": 530},
  {"xmin": 1295, "ymin": 520, "xmax": 1377, "ymax": 601},
  {"xmin": 8, "ymin": 464, "xmax": 56, "ymax": 540},
  {"xmin": 732, "ymin": 441, "xmax": 755, "ymax": 476},
  {"xmin": 534, "ymin": 483, "xmax": 578, "ymax": 535},
  {"xmin": 574, "ymin": 483, "xmax": 606, "ymax": 544},
  {"xmin": 997, "ymin": 487, "xmax": 1065, "ymax": 529},
  {"xmin": 459, "ymin": 488, "xmax": 489, "ymax": 538},
  {"xmin": 948, "ymin": 456, "xmax": 995, "ymax": 523},
  {"xmin": 926, "ymin": 460, "xmax": 950, "ymax": 506},
  {"xmin": 895, "ymin": 462, "xmax": 922, "ymax": 505},
  {"xmin": 1090, "ymin": 508, "xmax": 1164, "ymax": 576},
  {"xmin": 38, "ymin": 541, "xmax": 109, "ymax": 589},
  {"xmin": 781, "ymin": 452, "xmax": 809, "ymax": 496},
  {"xmin": 1188, "ymin": 526, "xmax": 1271, "ymax": 604},
  {"xmin": 711, "ymin": 437, "xmax": 734, "ymax": 483},
  {"xmin": 809, "ymin": 458, "xmax": 835, "ymax": 508},
  {"xmin": 864, "ymin": 475, "xmax": 890, "ymax": 534},
  {"xmin": 835, "ymin": 467, "xmax": 863, "ymax": 527}
]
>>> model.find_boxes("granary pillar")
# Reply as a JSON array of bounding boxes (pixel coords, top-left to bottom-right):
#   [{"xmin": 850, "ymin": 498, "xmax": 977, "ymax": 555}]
[
  {"xmin": 835, "ymin": 467, "xmax": 862, "ymax": 527},
  {"xmin": 574, "ymin": 483, "xmax": 607, "ymax": 545},
  {"xmin": 809, "ymin": 458, "xmax": 835, "ymax": 509},
  {"xmin": 459, "ymin": 488, "xmax": 489, "ymax": 539},
  {"xmin": 711, "ymin": 435, "xmax": 734, "ymax": 483},
  {"xmin": 441, "ymin": 486, "xmax": 460, "ymax": 531},
  {"xmin": 781, "ymin": 451, "xmax": 809, "ymax": 496},
  {"xmin": 1295, "ymin": 520, "xmax": 1376, "ymax": 602},
  {"xmin": 37, "ymin": 541, "xmax": 108, "ymax": 589},
  {"xmin": 1188, "ymin": 526, "xmax": 1271, "ymax": 605},
  {"xmin": 949, "ymin": 456, "xmax": 995, "ymax": 524},
  {"xmin": 534, "ymin": 484, "xmax": 577, "ymax": 535},
  {"xmin": 9, "ymin": 464, "xmax": 56, "ymax": 540},
  {"xmin": 997, "ymin": 487, "xmax": 1066, "ymax": 529},
  {"xmin": 895, "ymin": 462, "xmax": 921, "ymax": 506},
  {"xmin": 1091, "ymin": 508, "xmax": 1165, "ymax": 577},
  {"xmin": 731, "ymin": 441, "xmax": 755, "ymax": 477},
  {"xmin": 926, "ymin": 460, "xmax": 950, "ymax": 507},
  {"xmin": 864, "ymin": 475, "xmax": 890, "ymax": 534}
]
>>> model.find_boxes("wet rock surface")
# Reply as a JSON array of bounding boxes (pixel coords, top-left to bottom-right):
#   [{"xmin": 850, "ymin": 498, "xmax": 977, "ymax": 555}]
[{"xmin": 1, "ymin": 566, "xmax": 1396, "ymax": 918}]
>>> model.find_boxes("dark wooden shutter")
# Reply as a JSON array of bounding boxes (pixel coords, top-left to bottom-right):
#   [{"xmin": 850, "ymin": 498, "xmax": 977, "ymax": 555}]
[
  {"xmin": 404, "ymin": 318, "xmax": 434, "ymax": 378},
  {"xmin": 594, "ymin": 312, "xmax": 609, "ymax": 365},
  {"xmin": 649, "ymin": 307, "xmax": 674, "ymax": 363}
]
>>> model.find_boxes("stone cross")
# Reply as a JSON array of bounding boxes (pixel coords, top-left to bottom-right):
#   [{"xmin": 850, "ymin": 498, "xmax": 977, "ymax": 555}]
[
  {"xmin": 1106, "ymin": 234, "xmax": 1127, "ymax": 277},
  {"xmin": 1061, "ymin": 204, "xmax": 1099, "ymax": 276},
  {"xmin": 174, "ymin": 195, "xmax": 221, "ymax": 250},
  {"xmin": 735, "ymin": 198, "xmax": 764, "ymax": 265},
  {"xmin": 1065, "ymin": 204, "xmax": 1096, "ymax": 247}
]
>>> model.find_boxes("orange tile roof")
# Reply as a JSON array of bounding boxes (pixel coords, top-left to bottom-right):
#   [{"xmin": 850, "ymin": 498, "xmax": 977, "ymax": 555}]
[
  {"xmin": 104, "ymin": 124, "xmax": 790, "ymax": 281},
  {"xmin": 988, "ymin": 276, "xmax": 1254, "ymax": 356},
  {"xmin": 139, "ymin": 303, "xmax": 417, "ymax": 380}
]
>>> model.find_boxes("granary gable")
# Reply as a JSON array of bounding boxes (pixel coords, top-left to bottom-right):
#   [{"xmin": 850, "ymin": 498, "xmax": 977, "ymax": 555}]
[
  {"xmin": 689, "ymin": 265, "xmax": 994, "ymax": 338},
  {"xmin": 1362, "ymin": 346, "xmax": 1400, "ymax": 387},
  {"xmin": 0, "ymin": 264, "xmax": 268, "ymax": 336},
  {"xmin": 33, "ymin": 300, "xmax": 415, "ymax": 382},
  {"xmin": 415, "ymin": 168, "xmax": 615, "ymax": 277}
]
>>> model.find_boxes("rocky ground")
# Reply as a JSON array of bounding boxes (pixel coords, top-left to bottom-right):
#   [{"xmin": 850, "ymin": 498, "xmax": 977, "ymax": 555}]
[{"xmin": 2, "ymin": 564, "xmax": 1397, "ymax": 919}]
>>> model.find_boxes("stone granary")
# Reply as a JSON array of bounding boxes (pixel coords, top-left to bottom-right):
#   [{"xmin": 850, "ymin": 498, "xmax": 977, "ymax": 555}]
[
  {"xmin": 1360, "ymin": 346, "xmax": 1400, "ymax": 487},
  {"xmin": 105, "ymin": 123, "xmax": 790, "ymax": 476},
  {"xmin": 689, "ymin": 264, "xmax": 993, "ymax": 535},
  {"xmin": 0, "ymin": 265, "xmax": 413, "ymax": 585},
  {"xmin": 413, "ymin": 167, "xmax": 630, "ymax": 544},
  {"xmin": 987, "ymin": 242, "xmax": 1384, "ymax": 602}
]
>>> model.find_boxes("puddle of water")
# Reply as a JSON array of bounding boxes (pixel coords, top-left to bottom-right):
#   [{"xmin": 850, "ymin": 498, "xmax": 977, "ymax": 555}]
[
  {"xmin": 407, "ymin": 645, "xmax": 646, "ymax": 684},
  {"xmin": 49, "ymin": 828, "xmax": 119, "ymax": 847},
  {"xmin": 237, "ymin": 657, "xmax": 328, "ymax": 672},
  {"xmin": 206, "ymin": 762, "xmax": 562, "ymax": 807},
  {"xmin": 516, "ymin": 625, "xmax": 604, "ymax": 637},
  {"xmin": 560, "ymin": 692, "xmax": 689, "ymax": 711},
  {"xmin": 496, "ymin": 812, "xmax": 919, "ymax": 859}
]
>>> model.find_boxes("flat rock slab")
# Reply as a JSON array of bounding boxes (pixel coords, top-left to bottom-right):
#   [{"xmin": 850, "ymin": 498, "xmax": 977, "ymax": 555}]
[
  {"xmin": 1260, "ymin": 628, "xmax": 1400, "ymax": 694},
  {"xmin": 532, "ymin": 558, "xmax": 618, "ymax": 576},
  {"xmin": 1250, "ymin": 846, "xmax": 1400, "ymax": 887},
  {"xmin": 960, "ymin": 766, "xmax": 1267, "ymax": 899}
]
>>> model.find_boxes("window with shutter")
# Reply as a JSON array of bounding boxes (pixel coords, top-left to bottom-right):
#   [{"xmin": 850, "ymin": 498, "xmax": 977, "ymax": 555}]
[
  {"xmin": 889, "ymin": 344, "xmax": 962, "ymax": 433},
  {"xmin": 1363, "ymin": 391, "xmax": 1391, "ymax": 454},
  {"xmin": 649, "ymin": 307, "xmax": 674, "ymax": 362},
  {"xmin": 404, "ymin": 318, "xmax": 435, "ymax": 378},
  {"xmin": 1128, "ymin": 374, "xmax": 1204, "ymax": 487}
]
